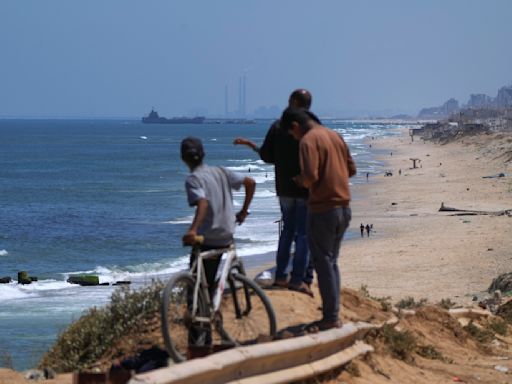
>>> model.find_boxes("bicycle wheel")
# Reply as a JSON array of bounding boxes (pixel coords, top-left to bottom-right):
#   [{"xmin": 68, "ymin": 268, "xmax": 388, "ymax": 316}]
[
  {"xmin": 217, "ymin": 272, "xmax": 277, "ymax": 345},
  {"xmin": 161, "ymin": 272, "xmax": 209, "ymax": 362}
]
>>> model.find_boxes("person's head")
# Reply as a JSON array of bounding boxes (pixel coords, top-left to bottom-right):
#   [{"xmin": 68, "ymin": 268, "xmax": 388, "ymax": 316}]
[
  {"xmin": 288, "ymin": 89, "xmax": 312, "ymax": 109},
  {"xmin": 280, "ymin": 107, "xmax": 321, "ymax": 140},
  {"xmin": 181, "ymin": 136, "xmax": 204, "ymax": 169}
]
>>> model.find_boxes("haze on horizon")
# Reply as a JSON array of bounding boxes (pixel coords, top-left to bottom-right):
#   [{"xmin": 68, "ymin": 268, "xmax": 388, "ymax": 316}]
[{"xmin": 1, "ymin": 0, "xmax": 511, "ymax": 119}]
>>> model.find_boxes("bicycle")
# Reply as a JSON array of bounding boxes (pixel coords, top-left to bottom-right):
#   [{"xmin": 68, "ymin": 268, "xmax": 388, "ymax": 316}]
[{"xmin": 161, "ymin": 236, "xmax": 277, "ymax": 362}]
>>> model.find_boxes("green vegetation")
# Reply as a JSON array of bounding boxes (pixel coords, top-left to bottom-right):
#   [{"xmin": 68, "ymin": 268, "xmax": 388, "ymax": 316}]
[
  {"xmin": 358, "ymin": 284, "xmax": 371, "ymax": 298},
  {"xmin": 358, "ymin": 284, "xmax": 392, "ymax": 312},
  {"xmin": 344, "ymin": 361, "xmax": 361, "ymax": 377},
  {"xmin": 463, "ymin": 321, "xmax": 495, "ymax": 344},
  {"xmin": 487, "ymin": 318, "xmax": 508, "ymax": 336},
  {"xmin": 497, "ymin": 301, "xmax": 512, "ymax": 324},
  {"xmin": 437, "ymin": 298, "xmax": 456, "ymax": 310},
  {"xmin": 416, "ymin": 344, "xmax": 448, "ymax": 362},
  {"xmin": 381, "ymin": 324, "xmax": 417, "ymax": 361},
  {"xmin": 396, "ymin": 296, "xmax": 428, "ymax": 310},
  {"xmin": 38, "ymin": 281, "xmax": 164, "ymax": 372}
]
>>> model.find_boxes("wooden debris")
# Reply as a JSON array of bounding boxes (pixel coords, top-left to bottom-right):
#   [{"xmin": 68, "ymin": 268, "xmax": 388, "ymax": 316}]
[{"xmin": 439, "ymin": 202, "xmax": 512, "ymax": 216}]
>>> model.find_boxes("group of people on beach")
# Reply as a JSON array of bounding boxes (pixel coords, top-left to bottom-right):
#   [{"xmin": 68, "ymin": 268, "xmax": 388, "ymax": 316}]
[
  {"xmin": 180, "ymin": 89, "xmax": 356, "ymax": 333},
  {"xmin": 359, "ymin": 223, "xmax": 373, "ymax": 237}
]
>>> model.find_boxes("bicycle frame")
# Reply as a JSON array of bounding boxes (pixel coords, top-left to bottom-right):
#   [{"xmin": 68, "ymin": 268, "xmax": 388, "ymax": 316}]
[{"xmin": 189, "ymin": 245, "xmax": 240, "ymax": 324}]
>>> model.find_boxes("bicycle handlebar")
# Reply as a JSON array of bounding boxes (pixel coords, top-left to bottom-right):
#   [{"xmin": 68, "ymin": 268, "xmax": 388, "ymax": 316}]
[{"xmin": 183, "ymin": 235, "xmax": 204, "ymax": 246}]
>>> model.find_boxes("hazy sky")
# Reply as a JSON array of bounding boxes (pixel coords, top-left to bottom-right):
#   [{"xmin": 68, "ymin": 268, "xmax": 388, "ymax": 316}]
[{"xmin": 1, "ymin": 0, "xmax": 511, "ymax": 118}]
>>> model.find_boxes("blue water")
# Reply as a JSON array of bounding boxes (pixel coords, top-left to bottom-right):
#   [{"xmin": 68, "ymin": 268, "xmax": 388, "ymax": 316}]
[{"xmin": 0, "ymin": 119, "xmax": 405, "ymax": 369}]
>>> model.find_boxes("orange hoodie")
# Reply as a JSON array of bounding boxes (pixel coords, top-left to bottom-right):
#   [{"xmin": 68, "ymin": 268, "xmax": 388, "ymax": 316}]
[{"xmin": 298, "ymin": 125, "xmax": 356, "ymax": 213}]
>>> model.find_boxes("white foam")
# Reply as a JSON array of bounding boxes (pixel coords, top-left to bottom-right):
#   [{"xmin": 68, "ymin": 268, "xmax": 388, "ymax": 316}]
[
  {"xmin": 139, "ymin": 136, "xmax": 148, "ymax": 140},
  {"xmin": 0, "ymin": 250, "xmax": 8, "ymax": 256},
  {"xmin": 165, "ymin": 215, "xmax": 193, "ymax": 224},
  {"xmin": 227, "ymin": 159, "xmax": 254, "ymax": 163},
  {"xmin": 62, "ymin": 256, "xmax": 191, "ymax": 285},
  {"xmin": 343, "ymin": 133, "xmax": 369, "ymax": 140},
  {"xmin": 237, "ymin": 244, "xmax": 276, "ymax": 257},
  {"xmin": 252, "ymin": 175, "xmax": 271, "ymax": 184},
  {"xmin": 226, "ymin": 165, "xmax": 265, "ymax": 171},
  {"xmin": 0, "ymin": 284, "xmax": 37, "ymax": 301},
  {"xmin": 15, "ymin": 280, "xmax": 71, "ymax": 292},
  {"xmin": 255, "ymin": 189, "xmax": 276, "ymax": 198}
]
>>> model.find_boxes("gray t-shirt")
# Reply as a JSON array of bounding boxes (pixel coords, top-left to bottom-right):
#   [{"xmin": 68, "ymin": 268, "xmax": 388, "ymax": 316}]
[{"xmin": 185, "ymin": 164, "xmax": 245, "ymax": 246}]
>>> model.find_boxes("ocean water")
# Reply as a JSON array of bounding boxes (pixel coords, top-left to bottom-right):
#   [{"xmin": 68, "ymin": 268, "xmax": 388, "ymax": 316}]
[{"xmin": 0, "ymin": 119, "xmax": 405, "ymax": 370}]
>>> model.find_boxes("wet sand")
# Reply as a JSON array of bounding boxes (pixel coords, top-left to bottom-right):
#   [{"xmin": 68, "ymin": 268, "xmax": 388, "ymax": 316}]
[{"xmin": 341, "ymin": 129, "xmax": 512, "ymax": 305}]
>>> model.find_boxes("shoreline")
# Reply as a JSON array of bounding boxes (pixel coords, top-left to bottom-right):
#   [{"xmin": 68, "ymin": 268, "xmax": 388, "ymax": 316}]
[{"xmin": 341, "ymin": 129, "xmax": 511, "ymax": 305}]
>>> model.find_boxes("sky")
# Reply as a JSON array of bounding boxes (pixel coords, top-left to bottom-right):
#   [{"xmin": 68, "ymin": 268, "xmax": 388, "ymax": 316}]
[{"xmin": 1, "ymin": 0, "xmax": 511, "ymax": 118}]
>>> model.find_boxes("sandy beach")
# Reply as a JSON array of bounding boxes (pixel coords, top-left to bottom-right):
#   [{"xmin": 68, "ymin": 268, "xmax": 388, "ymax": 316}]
[{"xmin": 341, "ymin": 128, "xmax": 512, "ymax": 305}]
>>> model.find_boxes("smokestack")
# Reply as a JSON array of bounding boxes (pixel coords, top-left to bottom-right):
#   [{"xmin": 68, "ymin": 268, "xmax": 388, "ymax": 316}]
[
  {"xmin": 238, "ymin": 77, "xmax": 242, "ymax": 117},
  {"xmin": 242, "ymin": 75, "xmax": 246, "ymax": 117}
]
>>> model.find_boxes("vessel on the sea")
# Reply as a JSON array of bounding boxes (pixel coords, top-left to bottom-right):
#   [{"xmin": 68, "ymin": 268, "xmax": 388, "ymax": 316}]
[{"xmin": 142, "ymin": 109, "xmax": 205, "ymax": 124}]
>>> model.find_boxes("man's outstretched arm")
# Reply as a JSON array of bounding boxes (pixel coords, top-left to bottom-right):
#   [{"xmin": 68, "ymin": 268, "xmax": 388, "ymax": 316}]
[{"xmin": 233, "ymin": 137, "xmax": 259, "ymax": 153}]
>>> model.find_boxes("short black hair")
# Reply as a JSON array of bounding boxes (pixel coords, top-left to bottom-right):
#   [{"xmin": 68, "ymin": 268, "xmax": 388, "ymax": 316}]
[
  {"xmin": 289, "ymin": 89, "xmax": 312, "ymax": 109},
  {"xmin": 181, "ymin": 136, "xmax": 204, "ymax": 166},
  {"xmin": 280, "ymin": 107, "xmax": 321, "ymax": 132}
]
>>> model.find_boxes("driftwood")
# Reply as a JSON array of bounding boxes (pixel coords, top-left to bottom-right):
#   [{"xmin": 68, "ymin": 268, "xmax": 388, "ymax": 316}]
[{"xmin": 439, "ymin": 202, "xmax": 512, "ymax": 217}]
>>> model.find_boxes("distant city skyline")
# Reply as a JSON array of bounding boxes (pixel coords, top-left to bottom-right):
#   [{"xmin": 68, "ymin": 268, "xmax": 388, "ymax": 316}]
[{"xmin": 1, "ymin": 0, "xmax": 511, "ymax": 119}]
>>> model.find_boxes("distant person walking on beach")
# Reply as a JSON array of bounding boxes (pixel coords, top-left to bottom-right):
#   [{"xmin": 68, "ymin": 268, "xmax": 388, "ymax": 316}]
[
  {"xmin": 365, "ymin": 224, "xmax": 371, "ymax": 237},
  {"xmin": 360, "ymin": 223, "xmax": 364, "ymax": 237},
  {"xmin": 366, "ymin": 172, "xmax": 369, "ymax": 182},
  {"xmin": 233, "ymin": 89, "xmax": 315, "ymax": 296},
  {"xmin": 282, "ymin": 107, "xmax": 356, "ymax": 331}
]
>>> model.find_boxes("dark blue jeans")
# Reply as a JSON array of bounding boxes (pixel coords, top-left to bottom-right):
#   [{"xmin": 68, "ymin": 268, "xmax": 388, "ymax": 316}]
[
  {"xmin": 275, "ymin": 197, "xmax": 312, "ymax": 286},
  {"xmin": 308, "ymin": 207, "xmax": 351, "ymax": 323}
]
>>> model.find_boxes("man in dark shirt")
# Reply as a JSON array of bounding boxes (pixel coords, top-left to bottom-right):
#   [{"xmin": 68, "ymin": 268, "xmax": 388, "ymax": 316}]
[{"xmin": 233, "ymin": 89, "xmax": 315, "ymax": 296}]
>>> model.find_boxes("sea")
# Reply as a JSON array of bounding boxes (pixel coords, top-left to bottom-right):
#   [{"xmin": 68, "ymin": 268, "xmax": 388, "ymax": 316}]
[{"xmin": 0, "ymin": 118, "xmax": 407, "ymax": 370}]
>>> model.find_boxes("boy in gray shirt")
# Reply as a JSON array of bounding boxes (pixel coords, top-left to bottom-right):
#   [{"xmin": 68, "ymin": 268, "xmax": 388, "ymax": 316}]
[{"xmin": 181, "ymin": 137, "xmax": 255, "ymax": 293}]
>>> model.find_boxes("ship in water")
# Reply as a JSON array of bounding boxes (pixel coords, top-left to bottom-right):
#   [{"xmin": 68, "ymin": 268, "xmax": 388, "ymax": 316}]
[{"xmin": 142, "ymin": 109, "xmax": 205, "ymax": 124}]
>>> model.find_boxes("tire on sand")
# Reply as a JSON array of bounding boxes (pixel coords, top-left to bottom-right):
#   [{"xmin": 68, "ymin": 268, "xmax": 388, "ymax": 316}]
[
  {"xmin": 161, "ymin": 272, "xmax": 208, "ymax": 362},
  {"xmin": 217, "ymin": 272, "xmax": 276, "ymax": 345}
]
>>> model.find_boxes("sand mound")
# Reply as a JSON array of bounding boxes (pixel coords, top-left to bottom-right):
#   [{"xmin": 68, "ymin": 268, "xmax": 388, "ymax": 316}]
[{"xmin": 4, "ymin": 286, "xmax": 512, "ymax": 383}]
